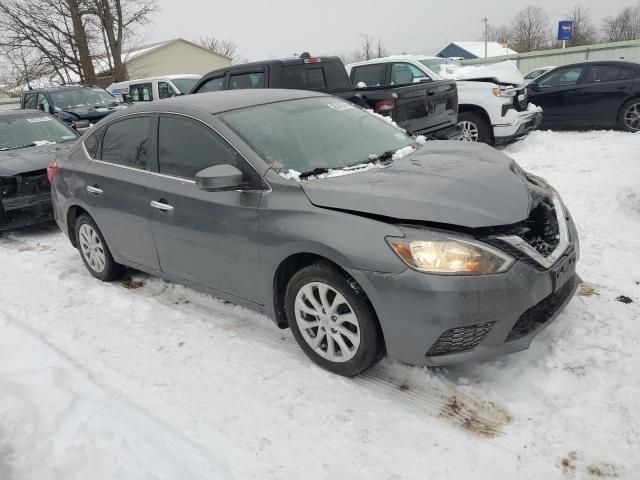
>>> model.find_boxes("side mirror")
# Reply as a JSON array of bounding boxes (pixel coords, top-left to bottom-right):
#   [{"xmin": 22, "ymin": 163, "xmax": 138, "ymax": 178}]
[
  {"xmin": 530, "ymin": 83, "xmax": 541, "ymax": 92},
  {"xmin": 122, "ymin": 93, "xmax": 132, "ymax": 103},
  {"xmin": 195, "ymin": 164, "xmax": 244, "ymax": 192}
]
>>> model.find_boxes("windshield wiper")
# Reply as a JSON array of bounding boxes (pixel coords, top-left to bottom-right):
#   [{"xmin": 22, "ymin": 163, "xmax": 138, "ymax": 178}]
[
  {"xmin": 299, "ymin": 167, "xmax": 331, "ymax": 179},
  {"xmin": 0, "ymin": 143, "xmax": 36, "ymax": 151},
  {"xmin": 348, "ymin": 149, "xmax": 397, "ymax": 169}
]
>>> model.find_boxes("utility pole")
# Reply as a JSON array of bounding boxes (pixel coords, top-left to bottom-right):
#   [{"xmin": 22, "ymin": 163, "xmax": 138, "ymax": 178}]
[{"xmin": 482, "ymin": 17, "xmax": 489, "ymax": 59}]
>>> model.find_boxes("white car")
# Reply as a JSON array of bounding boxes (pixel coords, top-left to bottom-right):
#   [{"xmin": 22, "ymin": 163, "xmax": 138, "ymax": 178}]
[
  {"xmin": 523, "ymin": 66, "xmax": 557, "ymax": 83},
  {"xmin": 346, "ymin": 56, "xmax": 542, "ymax": 145},
  {"xmin": 107, "ymin": 74, "xmax": 201, "ymax": 102}
]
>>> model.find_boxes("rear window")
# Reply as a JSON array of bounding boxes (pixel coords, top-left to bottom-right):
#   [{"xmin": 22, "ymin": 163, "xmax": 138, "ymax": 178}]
[
  {"xmin": 351, "ymin": 64, "xmax": 387, "ymax": 87},
  {"xmin": 283, "ymin": 65, "xmax": 327, "ymax": 90}
]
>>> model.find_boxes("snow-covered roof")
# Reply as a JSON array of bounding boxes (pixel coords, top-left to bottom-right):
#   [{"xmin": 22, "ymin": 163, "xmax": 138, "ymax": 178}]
[{"xmin": 453, "ymin": 41, "xmax": 517, "ymax": 58}]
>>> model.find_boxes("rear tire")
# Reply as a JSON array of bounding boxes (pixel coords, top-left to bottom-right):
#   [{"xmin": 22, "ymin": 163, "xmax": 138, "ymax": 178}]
[
  {"xmin": 619, "ymin": 98, "xmax": 640, "ymax": 133},
  {"xmin": 285, "ymin": 262, "xmax": 382, "ymax": 376},
  {"xmin": 458, "ymin": 111, "xmax": 492, "ymax": 144},
  {"xmin": 74, "ymin": 214, "xmax": 124, "ymax": 281}
]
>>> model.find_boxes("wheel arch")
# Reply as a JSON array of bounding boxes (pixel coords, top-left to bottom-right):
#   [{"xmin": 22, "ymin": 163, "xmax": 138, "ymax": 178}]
[
  {"xmin": 458, "ymin": 104, "xmax": 494, "ymax": 142},
  {"xmin": 66, "ymin": 204, "xmax": 91, "ymax": 248}
]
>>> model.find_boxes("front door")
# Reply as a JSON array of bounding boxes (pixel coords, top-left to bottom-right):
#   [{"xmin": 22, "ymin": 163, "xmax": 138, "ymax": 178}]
[
  {"xmin": 83, "ymin": 115, "xmax": 160, "ymax": 270},
  {"xmin": 529, "ymin": 65, "xmax": 587, "ymax": 127},
  {"xmin": 146, "ymin": 114, "xmax": 264, "ymax": 303}
]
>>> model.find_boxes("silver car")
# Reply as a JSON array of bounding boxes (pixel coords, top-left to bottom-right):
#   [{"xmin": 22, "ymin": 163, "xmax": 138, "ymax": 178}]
[{"xmin": 50, "ymin": 89, "xmax": 580, "ymax": 376}]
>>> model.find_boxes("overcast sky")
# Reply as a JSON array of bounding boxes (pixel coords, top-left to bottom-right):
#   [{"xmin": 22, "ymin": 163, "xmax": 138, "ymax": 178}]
[{"xmin": 148, "ymin": 0, "xmax": 635, "ymax": 60}]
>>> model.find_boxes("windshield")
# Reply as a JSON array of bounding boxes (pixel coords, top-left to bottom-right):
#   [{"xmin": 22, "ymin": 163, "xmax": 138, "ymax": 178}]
[
  {"xmin": 219, "ymin": 97, "xmax": 413, "ymax": 174},
  {"xmin": 50, "ymin": 88, "xmax": 118, "ymax": 109},
  {"xmin": 0, "ymin": 114, "xmax": 77, "ymax": 151},
  {"xmin": 171, "ymin": 78, "xmax": 199, "ymax": 94},
  {"xmin": 419, "ymin": 59, "xmax": 460, "ymax": 76}
]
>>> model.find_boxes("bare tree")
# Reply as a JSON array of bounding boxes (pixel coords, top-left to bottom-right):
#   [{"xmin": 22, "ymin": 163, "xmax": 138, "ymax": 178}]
[
  {"xmin": 89, "ymin": 0, "xmax": 157, "ymax": 82},
  {"xmin": 601, "ymin": 4, "xmax": 640, "ymax": 42},
  {"xmin": 565, "ymin": 5, "xmax": 597, "ymax": 46},
  {"xmin": 510, "ymin": 6, "xmax": 552, "ymax": 52},
  {"xmin": 486, "ymin": 24, "xmax": 512, "ymax": 44},
  {"xmin": 375, "ymin": 36, "xmax": 387, "ymax": 58},
  {"xmin": 360, "ymin": 33, "xmax": 373, "ymax": 61},
  {"xmin": 0, "ymin": 45, "xmax": 52, "ymax": 93},
  {"xmin": 199, "ymin": 36, "xmax": 236, "ymax": 59}
]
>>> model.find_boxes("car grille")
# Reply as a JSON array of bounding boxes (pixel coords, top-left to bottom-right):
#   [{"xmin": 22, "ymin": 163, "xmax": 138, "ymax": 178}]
[
  {"xmin": 426, "ymin": 321, "xmax": 495, "ymax": 357},
  {"xmin": 1, "ymin": 171, "xmax": 50, "ymax": 199},
  {"xmin": 506, "ymin": 276, "xmax": 577, "ymax": 342}
]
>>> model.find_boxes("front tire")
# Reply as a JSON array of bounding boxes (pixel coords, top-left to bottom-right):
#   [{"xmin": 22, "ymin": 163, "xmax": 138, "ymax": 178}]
[
  {"xmin": 619, "ymin": 98, "xmax": 640, "ymax": 133},
  {"xmin": 285, "ymin": 262, "xmax": 382, "ymax": 376},
  {"xmin": 458, "ymin": 111, "xmax": 492, "ymax": 144},
  {"xmin": 75, "ymin": 214, "xmax": 124, "ymax": 281}
]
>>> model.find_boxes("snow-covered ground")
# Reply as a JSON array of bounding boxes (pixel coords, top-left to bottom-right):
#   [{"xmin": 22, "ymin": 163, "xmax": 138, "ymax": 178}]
[{"xmin": 1, "ymin": 130, "xmax": 639, "ymax": 479}]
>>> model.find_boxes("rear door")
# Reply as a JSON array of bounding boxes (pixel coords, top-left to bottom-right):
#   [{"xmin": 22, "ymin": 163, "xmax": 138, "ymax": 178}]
[
  {"xmin": 576, "ymin": 63, "xmax": 637, "ymax": 126},
  {"xmin": 83, "ymin": 115, "xmax": 160, "ymax": 270},
  {"xmin": 146, "ymin": 114, "xmax": 263, "ymax": 303},
  {"xmin": 529, "ymin": 65, "xmax": 587, "ymax": 127}
]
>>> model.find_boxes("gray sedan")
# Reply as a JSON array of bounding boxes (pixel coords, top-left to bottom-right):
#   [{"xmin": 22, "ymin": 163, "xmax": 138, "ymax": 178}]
[{"xmin": 50, "ymin": 89, "xmax": 580, "ymax": 376}]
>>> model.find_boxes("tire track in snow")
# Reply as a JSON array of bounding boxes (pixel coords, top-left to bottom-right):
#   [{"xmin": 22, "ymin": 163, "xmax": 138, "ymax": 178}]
[{"xmin": 0, "ymin": 231, "xmax": 512, "ymax": 438}]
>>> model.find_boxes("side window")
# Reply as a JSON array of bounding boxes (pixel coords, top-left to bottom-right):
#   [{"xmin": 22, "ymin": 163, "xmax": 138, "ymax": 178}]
[
  {"xmin": 229, "ymin": 72, "xmax": 265, "ymax": 90},
  {"xmin": 584, "ymin": 65, "xmax": 635, "ymax": 83},
  {"xmin": 83, "ymin": 126, "xmax": 105, "ymax": 158},
  {"xmin": 157, "ymin": 116, "xmax": 244, "ymax": 179},
  {"xmin": 539, "ymin": 66, "xmax": 584, "ymax": 87},
  {"xmin": 101, "ymin": 116, "xmax": 150, "ymax": 169},
  {"xmin": 36, "ymin": 93, "xmax": 50, "ymax": 112},
  {"xmin": 351, "ymin": 64, "xmax": 387, "ymax": 87},
  {"xmin": 23, "ymin": 93, "xmax": 37, "ymax": 109},
  {"xmin": 391, "ymin": 63, "xmax": 428, "ymax": 85},
  {"xmin": 129, "ymin": 83, "xmax": 153, "ymax": 101},
  {"xmin": 197, "ymin": 76, "xmax": 225, "ymax": 93},
  {"xmin": 158, "ymin": 81, "xmax": 175, "ymax": 99}
]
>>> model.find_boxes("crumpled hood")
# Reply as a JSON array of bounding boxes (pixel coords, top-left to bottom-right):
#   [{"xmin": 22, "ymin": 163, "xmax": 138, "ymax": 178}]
[
  {"xmin": 0, "ymin": 143, "xmax": 74, "ymax": 176},
  {"xmin": 58, "ymin": 103, "xmax": 128, "ymax": 121},
  {"xmin": 299, "ymin": 142, "xmax": 533, "ymax": 229},
  {"xmin": 442, "ymin": 61, "xmax": 525, "ymax": 86}
]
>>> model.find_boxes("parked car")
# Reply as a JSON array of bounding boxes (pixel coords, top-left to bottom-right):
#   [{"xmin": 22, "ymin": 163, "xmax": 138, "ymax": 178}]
[
  {"xmin": 347, "ymin": 56, "xmax": 541, "ymax": 145},
  {"xmin": 523, "ymin": 66, "xmax": 556, "ymax": 83},
  {"xmin": 1, "ymin": 110, "xmax": 78, "ymax": 231},
  {"xmin": 50, "ymin": 90, "xmax": 580, "ymax": 376},
  {"xmin": 527, "ymin": 60, "xmax": 640, "ymax": 132},
  {"xmin": 21, "ymin": 85, "xmax": 128, "ymax": 132},
  {"xmin": 190, "ymin": 54, "xmax": 460, "ymax": 140},
  {"xmin": 107, "ymin": 74, "xmax": 201, "ymax": 102}
]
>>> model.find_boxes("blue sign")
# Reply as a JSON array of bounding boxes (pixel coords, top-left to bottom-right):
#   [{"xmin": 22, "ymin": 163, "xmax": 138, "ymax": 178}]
[{"xmin": 558, "ymin": 21, "xmax": 574, "ymax": 41}]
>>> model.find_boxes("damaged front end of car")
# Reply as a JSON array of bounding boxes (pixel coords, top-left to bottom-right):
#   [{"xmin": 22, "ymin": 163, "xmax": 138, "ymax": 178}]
[{"xmin": 0, "ymin": 170, "xmax": 53, "ymax": 231}]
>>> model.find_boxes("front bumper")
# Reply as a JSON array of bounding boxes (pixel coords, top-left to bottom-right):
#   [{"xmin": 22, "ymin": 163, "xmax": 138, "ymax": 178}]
[
  {"xmin": 347, "ymin": 220, "xmax": 579, "ymax": 367},
  {"xmin": 0, "ymin": 193, "xmax": 53, "ymax": 232},
  {"xmin": 494, "ymin": 111, "xmax": 542, "ymax": 145}
]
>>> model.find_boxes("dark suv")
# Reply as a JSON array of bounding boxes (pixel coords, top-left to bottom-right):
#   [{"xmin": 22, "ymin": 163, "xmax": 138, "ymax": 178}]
[{"xmin": 21, "ymin": 85, "xmax": 128, "ymax": 132}]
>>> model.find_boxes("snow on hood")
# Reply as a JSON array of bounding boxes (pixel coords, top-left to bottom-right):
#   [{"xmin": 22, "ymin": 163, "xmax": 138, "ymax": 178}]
[{"xmin": 441, "ymin": 61, "xmax": 525, "ymax": 86}]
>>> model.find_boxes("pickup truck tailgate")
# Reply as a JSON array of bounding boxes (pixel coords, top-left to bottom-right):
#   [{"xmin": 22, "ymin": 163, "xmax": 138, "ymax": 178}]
[{"xmin": 393, "ymin": 80, "xmax": 458, "ymax": 135}]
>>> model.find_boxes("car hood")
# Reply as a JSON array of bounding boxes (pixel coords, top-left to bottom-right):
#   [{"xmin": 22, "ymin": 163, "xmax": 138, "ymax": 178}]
[
  {"xmin": 58, "ymin": 103, "xmax": 128, "ymax": 121},
  {"xmin": 0, "ymin": 142, "xmax": 74, "ymax": 176},
  {"xmin": 441, "ymin": 61, "xmax": 525, "ymax": 86},
  {"xmin": 299, "ymin": 142, "xmax": 533, "ymax": 229}
]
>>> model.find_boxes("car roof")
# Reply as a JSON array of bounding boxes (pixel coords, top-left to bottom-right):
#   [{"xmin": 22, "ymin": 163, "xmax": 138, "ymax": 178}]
[
  {"xmin": 23, "ymin": 85, "xmax": 105, "ymax": 93},
  {"xmin": 554, "ymin": 59, "xmax": 640, "ymax": 69},
  {"xmin": 108, "ymin": 89, "xmax": 328, "ymax": 117},
  {"xmin": 108, "ymin": 74, "xmax": 201, "ymax": 87},
  {"xmin": 199, "ymin": 56, "xmax": 343, "ymax": 78}
]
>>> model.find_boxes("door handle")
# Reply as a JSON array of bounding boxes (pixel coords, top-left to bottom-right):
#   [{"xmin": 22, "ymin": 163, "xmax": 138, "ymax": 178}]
[
  {"xmin": 150, "ymin": 200, "xmax": 174, "ymax": 212},
  {"xmin": 86, "ymin": 185, "xmax": 103, "ymax": 195}
]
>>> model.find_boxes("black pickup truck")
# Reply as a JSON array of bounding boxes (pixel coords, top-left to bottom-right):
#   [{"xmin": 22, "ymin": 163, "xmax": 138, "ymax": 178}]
[{"xmin": 190, "ymin": 55, "xmax": 459, "ymax": 139}]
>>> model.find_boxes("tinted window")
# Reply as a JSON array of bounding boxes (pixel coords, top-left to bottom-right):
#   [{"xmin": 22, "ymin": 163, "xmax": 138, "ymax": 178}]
[
  {"xmin": 158, "ymin": 81, "xmax": 175, "ymax": 99},
  {"xmin": 584, "ymin": 65, "xmax": 635, "ymax": 83},
  {"xmin": 539, "ymin": 66, "xmax": 584, "ymax": 87},
  {"xmin": 229, "ymin": 72, "xmax": 265, "ymax": 90},
  {"xmin": 197, "ymin": 77, "xmax": 224, "ymax": 93},
  {"xmin": 130, "ymin": 83, "xmax": 153, "ymax": 101},
  {"xmin": 23, "ymin": 93, "xmax": 37, "ymax": 109},
  {"xmin": 83, "ymin": 126, "xmax": 105, "ymax": 158},
  {"xmin": 391, "ymin": 63, "xmax": 429, "ymax": 85},
  {"xmin": 158, "ymin": 116, "xmax": 242, "ymax": 179},
  {"xmin": 283, "ymin": 65, "xmax": 327, "ymax": 90},
  {"xmin": 101, "ymin": 116, "xmax": 150, "ymax": 169},
  {"xmin": 351, "ymin": 64, "xmax": 386, "ymax": 87}
]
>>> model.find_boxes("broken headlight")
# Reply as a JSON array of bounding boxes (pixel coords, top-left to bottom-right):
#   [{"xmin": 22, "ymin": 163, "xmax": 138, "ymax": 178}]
[{"xmin": 387, "ymin": 228, "xmax": 514, "ymax": 275}]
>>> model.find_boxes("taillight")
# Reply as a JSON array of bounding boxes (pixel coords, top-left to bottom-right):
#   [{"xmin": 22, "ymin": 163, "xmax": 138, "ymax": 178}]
[
  {"xmin": 47, "ymin": 161, "xmax": 58, "ymax": 184},
  {"xmin": 374, "ymin": 99, "xmax": 395, "ymax": 117},
  {"xmin": 303, "ymin": 58, "xmax": 322, "ymax": 64}
]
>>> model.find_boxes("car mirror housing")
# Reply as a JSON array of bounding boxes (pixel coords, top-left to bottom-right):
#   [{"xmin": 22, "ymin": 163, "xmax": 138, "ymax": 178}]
[{"xmin": 195, "ymin": 164, "xmax": 245, "ymax": 192}]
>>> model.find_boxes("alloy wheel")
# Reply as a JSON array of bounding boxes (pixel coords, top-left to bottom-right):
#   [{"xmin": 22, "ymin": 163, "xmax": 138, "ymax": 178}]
[
  {"xmin": 78, "ymin": 223, "xmax": 106, "ymax": 273},
  {"xmin": 294, "ymin": 282, "xmax": 361, "ymax": 363},
  {"xmin": 458, "ymin": 120, "xmax": 479, "ymax": 141},
  {"xmin": 624, "ymin": 103, "xmax": 640, "ymax": 132}
]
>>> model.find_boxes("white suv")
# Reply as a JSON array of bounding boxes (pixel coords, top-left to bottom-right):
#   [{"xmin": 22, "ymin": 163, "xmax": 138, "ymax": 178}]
[{"xmin": 347, "ymin": 56, "xmax": 542, "ymax": 145}]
